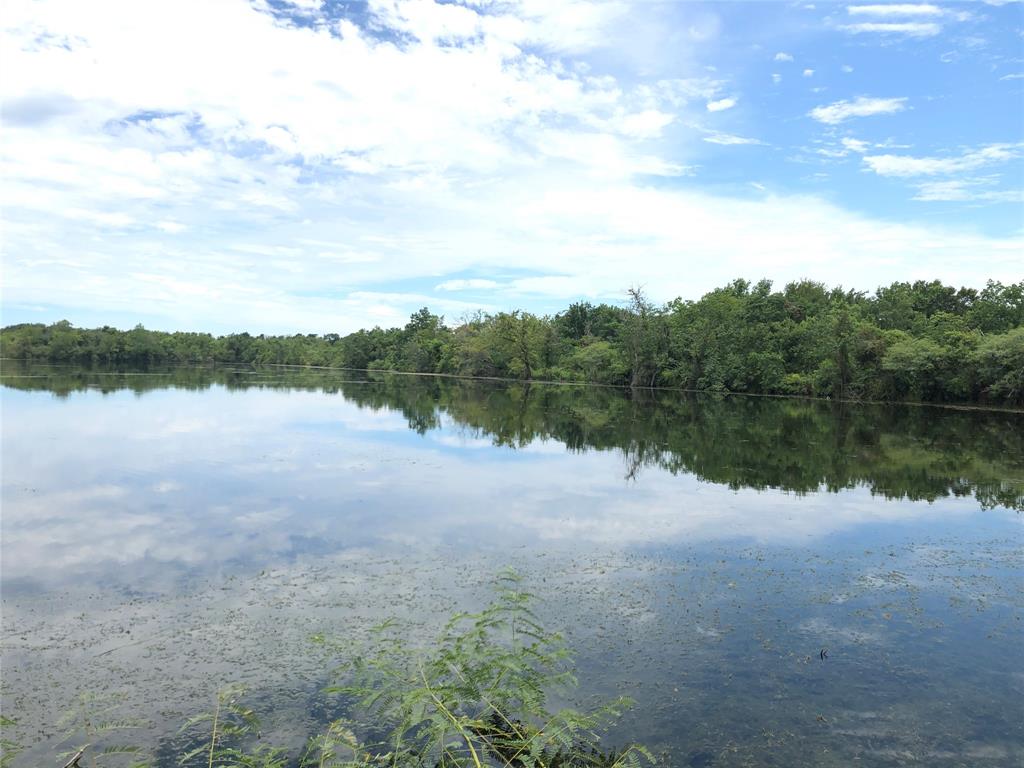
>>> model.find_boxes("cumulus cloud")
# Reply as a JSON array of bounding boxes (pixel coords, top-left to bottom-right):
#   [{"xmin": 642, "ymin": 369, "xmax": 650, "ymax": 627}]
[
  {"xmin": 840, "ymin": 2, "xmax": 971, "ymax": 36},
  {"xmin": 0, "ymin": 0, "xmax": 664, "ymax": 180},
  {"xmin": 862, "ymin": 144, "xmax": 1022, "ymax": 205},
  {"xmin": 841, "ymin": 21, "xmax": 941, "ymax": 35},
  {"xmin": 774, "ymin": 51, "xmax": 794, "ymax": 61},
  {"xmin": 912, "ymin": 179, "xmax": 1024, "ymax": 202},
  {"xmin": 847, "ymin": 4, "xmax": 943, "ymax": 16},
  {"xmin": 816, "ymin": 147, "xmax": 849, "ymax": 158},
  {"xmin": 701, "ymin": 130, "xmax": 763, "ymax": 146},
  {"xmin": 809, "ymin": 96, "xmax": 907, "ymax": 124},
  {"xmin": 435, "ymin": 279, "xmax": 500, "ymax": 291},
  {"xmin": 0, "ymin": 0, "xmax": 1020, "ymax": 334},
  {"xmin": 706, "ymin": 97, "xmax": 737, "ymax": 112},
  {"xmin": 863, "ymin": 144, "xmax": 1021, "ymax": 176}
]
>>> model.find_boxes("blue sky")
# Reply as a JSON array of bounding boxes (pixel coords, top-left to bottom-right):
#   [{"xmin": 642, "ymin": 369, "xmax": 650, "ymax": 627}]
[{"xmin": 1, "ymin": 0, "xmax": 1022, "ymax": 334}]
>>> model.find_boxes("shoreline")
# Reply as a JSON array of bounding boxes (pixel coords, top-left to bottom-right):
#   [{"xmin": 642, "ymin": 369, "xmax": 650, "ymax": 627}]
[{"xmin": 4, "ymin": 357, "xmax": 1023, "ymax": 415}]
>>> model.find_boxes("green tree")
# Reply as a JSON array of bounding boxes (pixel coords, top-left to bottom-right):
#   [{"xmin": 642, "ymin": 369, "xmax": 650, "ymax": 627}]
[
  {"xmin": 493, "ymin": 311, "xmax": 546, "ymax": 379},
  {"xmin": 974, "ymin": 327, "xmax": 1024, "ymax": 404}
]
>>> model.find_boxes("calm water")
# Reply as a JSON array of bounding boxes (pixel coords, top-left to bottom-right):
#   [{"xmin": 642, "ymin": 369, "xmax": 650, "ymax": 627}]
[{"xmin": 2, "ymin": 364, "xmax": 1022, "ymax": 767}]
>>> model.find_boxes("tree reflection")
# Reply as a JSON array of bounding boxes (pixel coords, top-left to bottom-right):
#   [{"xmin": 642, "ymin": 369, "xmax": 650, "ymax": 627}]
[{"xmin": 4, "ymin": 363, "xmax": 1021, "ymax": 511}]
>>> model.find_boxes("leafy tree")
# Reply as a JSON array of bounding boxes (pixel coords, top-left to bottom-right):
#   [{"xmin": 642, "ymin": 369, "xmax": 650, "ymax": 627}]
[
  {"xmin": 493, "ymin": 311, "xmax": 546, "ymax": 380},
  {"xmin": 882, "ymin": 335, "xmax": 947, "ymax": 401},
  {"xmin": 622, "ymin": 287, "xmax": 667, "ymax": 388},
  {"xmin": 968, "ymin": 280, "xmax": 1024, "ymax": 333},
  {"xmin": 974, "ymin": 327, "xmax": 1024, "ymax": 404}
]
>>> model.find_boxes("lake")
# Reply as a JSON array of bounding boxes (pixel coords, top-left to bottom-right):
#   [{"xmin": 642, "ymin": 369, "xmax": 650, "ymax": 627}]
[{"xmin": 1, "ymin": 363, "xmax": 1022, "ymax": 767}]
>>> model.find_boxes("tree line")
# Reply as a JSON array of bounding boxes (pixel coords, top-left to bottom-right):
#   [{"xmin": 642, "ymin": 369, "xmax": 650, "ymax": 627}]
[{"xmin": 2, "ymin": 278, "xmax": 1022, "ymax": 405}]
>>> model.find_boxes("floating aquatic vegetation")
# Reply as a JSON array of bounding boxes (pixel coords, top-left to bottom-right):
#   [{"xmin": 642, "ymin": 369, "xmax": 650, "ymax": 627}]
[
  {"xmin": 21, "ymin": 572, "xmax": 650, "ymax": 768},
  {"xmin": 317, "ymin": 568, "xmax": 652, "ymax": 768}
]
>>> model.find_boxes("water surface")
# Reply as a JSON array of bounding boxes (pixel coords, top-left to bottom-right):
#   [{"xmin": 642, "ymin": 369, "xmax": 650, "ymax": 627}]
[{"xmin": 2, "ymin": 364, "xmax": 1022, "ymax": 766}]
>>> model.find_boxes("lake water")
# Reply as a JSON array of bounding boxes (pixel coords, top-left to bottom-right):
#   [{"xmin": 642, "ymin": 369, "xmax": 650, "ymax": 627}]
[{"xmin": 2, "ymin": 364, "xmax": 1022, "ymax": 767}]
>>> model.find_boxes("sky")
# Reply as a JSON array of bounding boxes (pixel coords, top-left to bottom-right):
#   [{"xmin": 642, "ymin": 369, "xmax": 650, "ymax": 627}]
[{"xmin": 1, "ymin": 0, "xmax": 1022, "ymax": 335}]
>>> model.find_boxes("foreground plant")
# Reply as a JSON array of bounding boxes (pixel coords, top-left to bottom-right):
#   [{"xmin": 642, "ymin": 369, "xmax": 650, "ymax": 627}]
[
  {"xmin": 298, "ymin": 720, "xmax": 367, "ymax": 768},
  {"xmin": 1, "ymin": 716, "xmax": 21, "ymax": 768},
  {"xmin": 55, "ymin": 691, "xmax": 148, "ymax": 768},
  {"xmin": 20, "ymin": 572, "xmax": 647, "ymax": 768},
  {"xmin": 319, "ymin": 568, "xmax": 651, "ymax": 767}
]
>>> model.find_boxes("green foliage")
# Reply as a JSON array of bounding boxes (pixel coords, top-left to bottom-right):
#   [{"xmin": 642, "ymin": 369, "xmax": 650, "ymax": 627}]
[
  {"xmin": 298, "ymin": 721, "xmax": 368, "ymax": 768},
  {"xmin": 3, "ymin": 278, "xmax": 1022, "ymax": 405},
  {"xmin": 560, "ymin": 341, "xmax": 628, "ymax": 384},
  {"xmin": 491, "ymin": 311, "xmax": 547, "ymax": 380},
  {"xmin": 54, "ymin": 691, "xmax": 150, "ymax": 768},
  {"xmin": 881, "ymin": 335, "xmax": 948, "ymax": 400},
  {"xmin": 24, "ymin": 577, "xmax": 648, "ymax": 768},
  {"xmin": 178, "ymin": 684, "xmax": 275, "ymax": 768},
  {"xmin": 974, "ymin": 327, "xmax": 1024, "ymax": 402},
  {"xmin": 1, "ymin": 715, "xmax": 21, "ymax": 768},
  {"xmin": 321, "ymin": 569, "xmax": 651, "ymax": 768}
]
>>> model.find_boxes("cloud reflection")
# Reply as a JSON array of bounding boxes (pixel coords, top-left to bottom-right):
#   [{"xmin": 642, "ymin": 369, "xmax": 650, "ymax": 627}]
[{"xmin": 4, "ymin": 373, "xmax": 1021, "ymax": 591}]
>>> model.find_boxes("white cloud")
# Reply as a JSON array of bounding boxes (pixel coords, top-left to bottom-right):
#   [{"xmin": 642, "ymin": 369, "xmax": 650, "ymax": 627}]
[
  {"xmin": 809, "ymin": 96, "xmax": 908, "ymax": 124},
  {"xmin": 863, "ymin": 144, "xmax": 1023, "ymax": 205},
  {"xmin": 701, "ymin": 130, "xmax": 763, "ymax": 146},
  {"xmin": 155, "ymin": 220, "xmax": 186, "ymax": 234},
  {"xmin": 863, "ymin": 144, "xmax": 1021, "ymax": 177},
  {"xmin": 0, "ymin": 0, "xmax": 1019, "ymax": 334},
  {"xmin": 847, "ymin": 4, "xmax": 943, "ymax": 16},
  {"xmin": 0, "ymin": 0, "xmax": 662, "ymax": 180},
  {"xmin": 803, "ymin": 69, "xmax": 815, "ymax": 77},
  {"xmin": 435, "ymin": 279, "xmax": 500, "ymax": 291},
  {"xmin": 280, "ymin": 0, "xmax": 324, "ymax": 11},
  {"xmin": 912, "ymin": 179, "xmax": 1024, "ymax": 202},
  {"xmin": 840, "ymin": 21, "xmax": 942, "ymax": 36},
  {"xmin": 614, "ymin": 109, "xmax": 676, "ymax": 138},
  {"xmin": 705, "ymin": 97, "xmax": 737, "ymax": 112},
  {"xmin": 774, "ymin": 51, "xmax": 794, "ymax": 61},
  {"xmin": 840, "ymin": 3, "xmax": 973, "ymax": 36},
  {"xmin": 841, "ymin": 137, "xmax": 871, "ymax": 153},
  {"xmin": 842, "ymin": 64, "xmax": 854, "ymax": 73},
  {"xmin": 1000, "ymin": 73, "xmax": 1024, "ymax": 80},
  {"xmin": 772, "ymin": 73, "xmax": 783, "ymax": 84}
]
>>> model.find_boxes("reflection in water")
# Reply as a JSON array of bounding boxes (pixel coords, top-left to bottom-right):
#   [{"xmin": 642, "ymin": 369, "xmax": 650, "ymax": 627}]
[
  {"xmin": 1, "ymin": 364, "xmax": 1022, "ymax": 767},
  {"xmin": 4, "ymin": 362, "xmax": 1023, "ymax": 511}
]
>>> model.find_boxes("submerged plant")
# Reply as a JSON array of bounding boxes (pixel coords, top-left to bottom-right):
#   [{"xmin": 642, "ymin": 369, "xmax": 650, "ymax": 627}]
[
  {"xmin": 24, "ymin": 572, "xmax": 647, "ymax": 768},
  {"xmin": 1, "ymin": 715, "xmax": 22, "ymax": 768},
  {"xmin": 177, "ymin": 684, "xmax": 288, "ymax": 768},
  {"xmin": 298, "ymin": 720, "xmax": 368, "ymax": 768},
  {"xmin": 320, "ymin": 568, "xmax": 651, "ymax": 768},
  {"xmin": 55, "ymin": 691, "xmax": 149, "ymax": 768}
]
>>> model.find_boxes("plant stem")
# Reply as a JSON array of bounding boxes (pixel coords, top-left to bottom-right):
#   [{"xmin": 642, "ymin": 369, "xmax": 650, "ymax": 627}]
[
  {"xmin": 419, "ymin": 664, "xmax": 483, "ymax": 768},
  {"xmin": 208, "ymin": 694, "xmax": 221, "ymax": 768}
]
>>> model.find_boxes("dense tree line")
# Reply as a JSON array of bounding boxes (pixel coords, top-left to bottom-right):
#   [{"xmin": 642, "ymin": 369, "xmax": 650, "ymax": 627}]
[{"xmin": 2, "ymin": 278, "xmax": 1022, "ymax": 405}]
